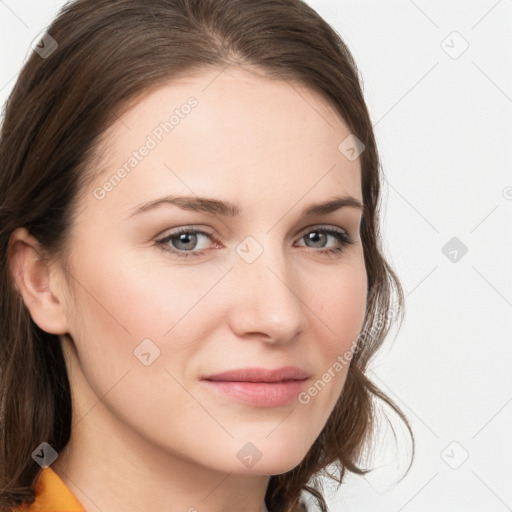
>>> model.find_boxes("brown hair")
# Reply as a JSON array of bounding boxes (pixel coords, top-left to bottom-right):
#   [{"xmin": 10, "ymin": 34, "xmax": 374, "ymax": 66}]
[{"xmin": 0, "ymin": 0, "xmax": 414, "ymax": 511}]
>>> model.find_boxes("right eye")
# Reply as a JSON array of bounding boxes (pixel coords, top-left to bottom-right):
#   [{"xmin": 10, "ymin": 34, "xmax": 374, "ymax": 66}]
[{"xmin": 155, "ymin": 227, "xmax": 219, "ymax": 259}]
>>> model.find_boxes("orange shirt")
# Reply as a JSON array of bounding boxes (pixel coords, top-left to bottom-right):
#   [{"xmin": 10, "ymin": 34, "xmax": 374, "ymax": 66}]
[{"xmin": 16, "ymin": 466, "xmax": 85, "ymax": 512}]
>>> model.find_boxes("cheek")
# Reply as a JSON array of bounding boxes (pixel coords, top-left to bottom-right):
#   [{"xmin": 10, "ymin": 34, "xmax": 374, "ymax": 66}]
[
  {"xmin": 72, "ymin": 242, "xmax": 222, "ymax": 335},
  {"xmin": 300, "ymin": 257, "xmax": 367, "ymax": 412},
  {"xmin": 309, "ymin": 257, "xmax": 367, "ymax": 346},
  {"xmin": 64, "ymin": 250, "xmax": 214, "ymax": 432},
  {"xmin": 67, "ymin": 247, "xmax": 231, "ymax": 378}
]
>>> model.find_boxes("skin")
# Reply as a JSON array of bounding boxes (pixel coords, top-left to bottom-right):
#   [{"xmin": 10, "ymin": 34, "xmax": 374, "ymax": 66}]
[{"xmin": 10, "ymin": 64, "xmax": 367, "ymax": 512}]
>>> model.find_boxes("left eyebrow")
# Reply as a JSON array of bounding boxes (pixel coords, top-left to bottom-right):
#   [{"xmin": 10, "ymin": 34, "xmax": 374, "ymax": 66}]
[
  {"xmin": 301, "ymin": 196, "xmax": 364, "ymax": 216},
  {"xmin": 125, "ymin": 194, "xmax": 364, "ymax": 219}
]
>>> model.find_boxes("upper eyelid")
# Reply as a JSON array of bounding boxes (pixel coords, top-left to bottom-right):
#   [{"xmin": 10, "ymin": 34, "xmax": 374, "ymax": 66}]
[{"xmin": 160, "ymin": 223, "xmax": 349, "ymax": 235}]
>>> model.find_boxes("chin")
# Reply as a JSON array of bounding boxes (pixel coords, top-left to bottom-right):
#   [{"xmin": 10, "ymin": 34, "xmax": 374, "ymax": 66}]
[
  {"xmin": 265, "ymin": 458, "xmax": 306, "ymax": 476},
  {"xmin": 261, "ymin": 458, "xmax": 306, "ymax": 476},
  {"xmin": 238, "ymin": 448, "xmax": 309, "ymax": 476}
]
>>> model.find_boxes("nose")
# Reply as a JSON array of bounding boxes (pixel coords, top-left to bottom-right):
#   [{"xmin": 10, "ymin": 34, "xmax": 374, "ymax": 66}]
[{"xmin": 226, "ymin": 241, "xmax": 309, "ymax": 344}]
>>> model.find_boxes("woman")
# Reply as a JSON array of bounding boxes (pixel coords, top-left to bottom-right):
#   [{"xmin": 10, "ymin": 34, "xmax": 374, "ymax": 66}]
[{"xmin": 0, "ymin": 1, "xmax": 414, "ymax": 511}]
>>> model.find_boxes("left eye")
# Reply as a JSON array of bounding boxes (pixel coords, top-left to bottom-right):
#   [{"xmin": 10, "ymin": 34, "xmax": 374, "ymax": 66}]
[
  {"xmin": 156, "ymin": 226, "xmax": 354, "ymax": 259},
  {"xmin": 160, "ymin": 230, "xmax": 212, "ymax": 252}
]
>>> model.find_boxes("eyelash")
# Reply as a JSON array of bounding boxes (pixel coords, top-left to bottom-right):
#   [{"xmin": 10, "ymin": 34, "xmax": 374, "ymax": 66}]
[{"xmin": 155, "ymin": 225, "xmax": 355, "ymax": 260}]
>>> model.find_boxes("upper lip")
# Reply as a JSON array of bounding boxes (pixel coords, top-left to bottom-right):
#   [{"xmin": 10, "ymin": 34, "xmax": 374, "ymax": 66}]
[{"xmin": 202, "ymin": 366, "xmax": 311, "ymax": 383}]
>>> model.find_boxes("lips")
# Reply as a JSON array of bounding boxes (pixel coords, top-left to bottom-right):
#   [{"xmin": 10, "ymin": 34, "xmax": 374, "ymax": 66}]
[
  {"xmin": 201, "ymin": 366, "xmax": 310, "ymax": 383},
  {"xmin": 201, "ymin": 366, "xmax": 311, "ymax": 407}
]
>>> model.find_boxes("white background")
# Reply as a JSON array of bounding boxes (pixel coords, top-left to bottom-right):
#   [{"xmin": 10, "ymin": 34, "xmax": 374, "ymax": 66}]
[{"xmin": 1, "ymin": 1, "xmax": 511, "ymax": 511}]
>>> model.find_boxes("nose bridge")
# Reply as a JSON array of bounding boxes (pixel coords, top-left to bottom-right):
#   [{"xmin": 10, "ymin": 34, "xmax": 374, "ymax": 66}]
[{"xmin": 228, "ymin": 235, "xmax": 308, "ymax": 340}]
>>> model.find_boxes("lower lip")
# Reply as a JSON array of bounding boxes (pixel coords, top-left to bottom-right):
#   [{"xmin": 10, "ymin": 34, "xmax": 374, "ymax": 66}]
[{"xmin": 201, "ymin": 379, "xmax": 308, "ymax": 407}]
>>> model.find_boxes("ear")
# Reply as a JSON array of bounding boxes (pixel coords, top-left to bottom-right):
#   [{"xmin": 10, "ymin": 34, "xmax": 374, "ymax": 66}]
[{"xmin": 8, "ymin": 227, "xmax": 71, "ymax": 335}]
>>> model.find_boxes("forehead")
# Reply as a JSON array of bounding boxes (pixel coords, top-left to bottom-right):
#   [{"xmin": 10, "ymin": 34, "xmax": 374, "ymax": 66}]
[{"xmin": 83, "ymin": 65, "xmax": 362, "ymax": 218}]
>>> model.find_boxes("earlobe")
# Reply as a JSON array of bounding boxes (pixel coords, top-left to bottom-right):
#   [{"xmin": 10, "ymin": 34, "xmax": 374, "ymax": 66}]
[{"xmin": 8, "ymin": 227, "xmax": 70, "ymax": 335}]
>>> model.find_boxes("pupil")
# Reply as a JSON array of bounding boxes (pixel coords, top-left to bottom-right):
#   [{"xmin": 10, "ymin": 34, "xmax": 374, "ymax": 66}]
[
  {"xmin": 176, "ymin": 233, "xmax": 196, "ymax": 249},
  {"xmin": 307, "ymin": 231, "xmax": 325, "ymax": 247}
]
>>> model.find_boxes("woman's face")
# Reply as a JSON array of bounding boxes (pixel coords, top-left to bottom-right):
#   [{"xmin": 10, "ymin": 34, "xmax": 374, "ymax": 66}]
[{"xmin": 57, "ymin": 65, "xmax": 367, "ymax": 475}]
